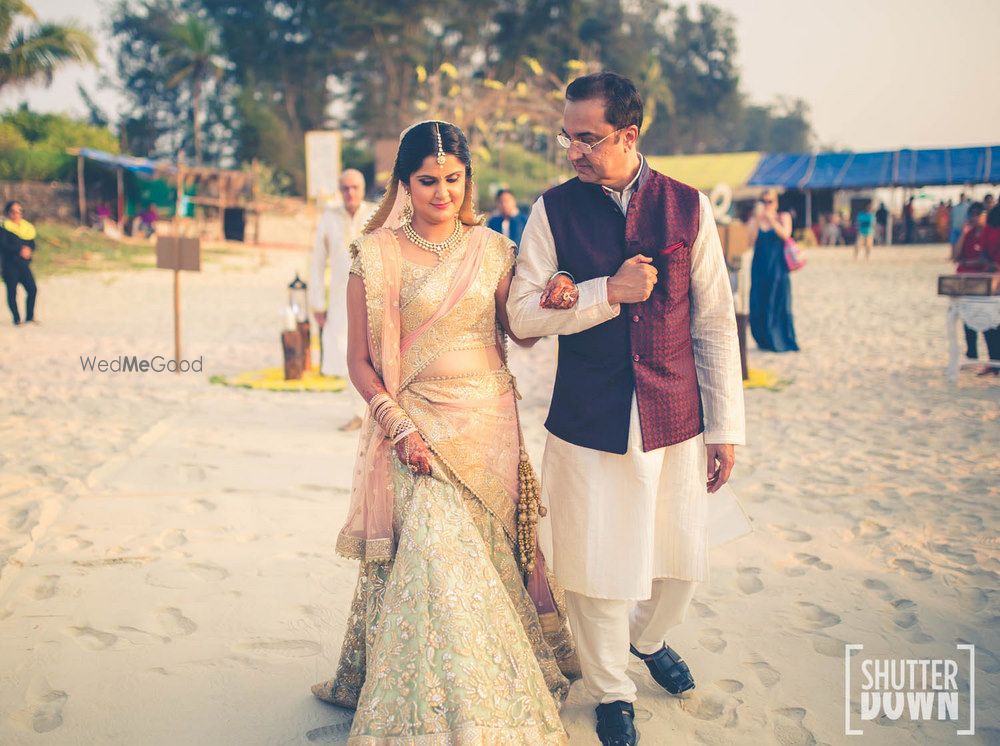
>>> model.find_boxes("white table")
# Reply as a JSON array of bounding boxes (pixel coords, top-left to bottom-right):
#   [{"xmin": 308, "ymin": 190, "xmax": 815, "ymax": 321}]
[{"xmin": 947, "ymin": 296, "xmax": 1000, "ymax": 381}]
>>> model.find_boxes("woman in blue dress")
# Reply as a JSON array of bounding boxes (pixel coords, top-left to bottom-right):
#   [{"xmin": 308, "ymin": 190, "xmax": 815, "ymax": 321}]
[{"xmin": 748, "ymin": 189, "xmax": 799, "ymax": 352}]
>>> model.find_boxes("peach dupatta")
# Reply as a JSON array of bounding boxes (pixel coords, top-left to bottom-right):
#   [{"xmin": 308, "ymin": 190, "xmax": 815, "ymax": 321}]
[{"xmin": 335, "ymin": 227, "xmax": 489, "ymax": 562}]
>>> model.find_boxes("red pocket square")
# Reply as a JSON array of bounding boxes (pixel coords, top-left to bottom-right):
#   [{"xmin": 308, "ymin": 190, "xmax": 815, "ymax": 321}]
[{"xmin": 660, "ymin": 241, "xmax": 685, "ymax": 256}]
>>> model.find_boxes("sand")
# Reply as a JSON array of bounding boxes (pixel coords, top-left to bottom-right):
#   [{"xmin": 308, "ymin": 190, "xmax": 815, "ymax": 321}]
[{"xmin": 0, "ymin": 243, "xmax": 996, "ymax": 745}]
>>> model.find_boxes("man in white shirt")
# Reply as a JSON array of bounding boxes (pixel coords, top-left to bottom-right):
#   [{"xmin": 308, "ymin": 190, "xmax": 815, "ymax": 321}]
[
  {"xmin": 507, "ymin": 72, "xmax": 745, "ymax": 746},
  {"xmin": 310, "ymin": 169, "xmax": 375, "ymax": 430}
]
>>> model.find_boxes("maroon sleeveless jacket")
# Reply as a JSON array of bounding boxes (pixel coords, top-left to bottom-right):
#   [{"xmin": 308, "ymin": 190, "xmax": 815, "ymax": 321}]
[{"xmin": 542, "ymin": 164, "xmax": 704, "ymax": 454}]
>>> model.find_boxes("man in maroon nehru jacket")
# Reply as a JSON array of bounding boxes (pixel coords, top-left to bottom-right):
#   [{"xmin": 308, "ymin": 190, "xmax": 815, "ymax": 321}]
[{"xmin": 508, "ymin": 72, "xmax": 745, "ymax": 746}]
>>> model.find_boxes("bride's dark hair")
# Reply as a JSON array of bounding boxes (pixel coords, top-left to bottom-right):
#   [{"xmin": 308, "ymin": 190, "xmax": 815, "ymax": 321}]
[
  {"xmin": 394, "ymin": 121, "xmax": 473, "ymax": 184},
  {"xmin": 363, "ymin": 121, "xmax": 481, "ymax": 233}
]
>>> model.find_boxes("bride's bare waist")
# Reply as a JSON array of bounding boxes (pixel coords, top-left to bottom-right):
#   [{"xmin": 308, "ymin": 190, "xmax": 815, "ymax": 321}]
[{"xmin": 412, "ymin": 346, "xmax": 504, "ymax": 382}]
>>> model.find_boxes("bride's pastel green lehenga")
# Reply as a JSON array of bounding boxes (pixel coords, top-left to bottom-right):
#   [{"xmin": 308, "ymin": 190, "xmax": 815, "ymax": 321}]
[{"xmin": 311, "ymin": 224, "xmax": 578, "ymax": 744}]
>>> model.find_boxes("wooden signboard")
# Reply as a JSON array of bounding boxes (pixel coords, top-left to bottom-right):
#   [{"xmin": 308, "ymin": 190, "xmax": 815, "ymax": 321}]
[
  {"xmin": 156, "ymin": 236, "xmax": 202, "ymax": 372},
  {"xmin": 718, "ymin": 221, "xmax": 750, "ymax": 264},
  {"xmin": 156, "ymin": 236, "xmax": 201, "ymax": 271},
  {"xmin": 938, "ymin": 273, "xmax": 1000, "ymax": 297}
]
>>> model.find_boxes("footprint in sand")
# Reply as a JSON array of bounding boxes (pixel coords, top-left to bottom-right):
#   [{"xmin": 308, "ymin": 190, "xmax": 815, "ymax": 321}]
[
  {"xmin": 56, "ymin": 534, "xmax": 93, "ymax": 552},
  {"xmin": 714, "ymin": 679, "xmax": 744, "ymax": 694},
  {"xmin": 31, "ymin": 575, "xmax": 59, "ymax": 600},
  {"xmin": 794, "ymin": 553, "xmax": 831, "ymax": 571},
  {"xmin": 746, "ymin": 660, "xmax": 781, "ymax": 688},
  {"xmin": 770, "ymin": 524, "xmax": 812, "ymax": 543},
  {"xmin": 809, "ymin": 633, "xmax": 849, "ymax": 658},
  {"xmin": 158, "ymin": 529, "xmax": 187, "ymax": 549},
  {"xmin": 892, "ymin": 599, "xmax": 918, "ymax": 629},
  {"xmin": 784, "ymin": 553, "xmax": 832, "ymax": 576},
  {"xmin": 956, "ymin": 638, "xmax": 1000, "ymax": 674},
  {"xmin": 7, "ymin": 506, "xmax": 32, "ymax": 531},
  {"xmin": 770, "ymin": 706, "xmax": 816, "ymax": 746},
  {"xmin": 306, "ymin": 719, "xmax": 353, "ymax": 742},
  {"xmin": 691, "ymin": 600, "xmax": 717, "ymax": 619},
  {"xmin": 157, "ymin": 607, "xmax": 197, "ymax": 636},
  {"xmin": 699, "ymin": 628, "xmax": 727, "ymax": 654},
  {"xmin": 928, "ymin": 541, "xmax": 977, "ymax": 566},
  {"xmin": 67, "ymin": 626, "xmax": 118, "ymax": 650},
  {"xmin": 855, "ymin": 519, "xmax": 889, "ymax": 541},
  {"xmin": 737, "ymin": 567, "xmax": 764, "ymax": 595},
  {"xmin": 187, "ymin": 562, "xmax": 229, "ymax": 581},
  {"xmin": 891, "ymin": 558, "xmax": 933, "ymax": 579},
  {"xmin": 683, "ymin": 691, "xmax": 727, "ymax": 721},
  {"xmin": 116, "ymin": 626, "xmax": 171, "ymax": 645},
  {"xmin": 866, "ymin": 499, "xmax": 894, "ymax": 515},
  {"xmin": 959, "ymin": 587, "xmax": 988, "ymax": 613},
  {"xmin": 183, "ymin": 498, "xmax": 216, "ymax": 513},
  {"xmin": 182, "ymin": 464, "xmax": 209, "ymax": 482},
  {"xmin": 862, "ymin": 578, "xmax": 898, "ymax": 603},
  {"xmin": 795, "ymin": 602, "xmax": 841, "ymax": 629},
  {"xmin": 234, "ymin": 638, "xmax": 322, "ymax": 658},
  {"xmin": 23, "ymin": 689, "xmax": 68, "ymax": 734},
  {"xmin": 904, "ymin": 629, "xmax": 935, "ymax": 644}
]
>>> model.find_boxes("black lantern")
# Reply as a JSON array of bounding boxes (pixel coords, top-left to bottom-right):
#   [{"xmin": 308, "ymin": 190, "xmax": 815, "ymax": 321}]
[{"xmin": 288, "ymin": 273, "xmax": 309, "ymax": 324}]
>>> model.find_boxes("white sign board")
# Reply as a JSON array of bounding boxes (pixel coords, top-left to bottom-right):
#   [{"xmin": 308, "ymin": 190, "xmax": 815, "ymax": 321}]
[{"xmin": 305, "ymin": 130, "xmax": 342, "ymax": 203}]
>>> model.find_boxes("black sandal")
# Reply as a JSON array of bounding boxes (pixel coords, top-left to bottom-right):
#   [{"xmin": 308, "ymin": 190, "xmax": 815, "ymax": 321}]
[
  {"xmin": 630, "ymin": 644, "xmax": 695, "ymax": 695},
  {"xmin": 595, "ymin": 701, "xmax": 638, "ymax": 746}
]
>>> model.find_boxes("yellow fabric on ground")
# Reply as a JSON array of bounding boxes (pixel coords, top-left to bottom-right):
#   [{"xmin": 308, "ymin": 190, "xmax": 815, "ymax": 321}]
[
  {"xmin": 743, "ymin": 368, "xmax": 786, "ymax": 390},
  {"xmin": 211, "ymin": 367, "xmax": 347, "ymax": 392}
]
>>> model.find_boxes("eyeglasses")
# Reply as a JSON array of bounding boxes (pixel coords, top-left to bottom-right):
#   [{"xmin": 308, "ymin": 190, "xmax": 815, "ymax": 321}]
[{"xmin": 556, "ymin": 129, "xmax": 621, "ymax": 155}]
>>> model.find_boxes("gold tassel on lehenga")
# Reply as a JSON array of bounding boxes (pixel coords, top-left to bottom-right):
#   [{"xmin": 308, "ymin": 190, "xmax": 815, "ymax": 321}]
[{"xmin": 516, "ymin": 448, "xmax": 546, "ymax": 577}]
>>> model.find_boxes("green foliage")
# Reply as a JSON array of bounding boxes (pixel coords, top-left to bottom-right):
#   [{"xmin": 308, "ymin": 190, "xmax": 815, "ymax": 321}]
[
  {"xmin": 109, "ymin": 0, "xmax": 813, "ymax": 196},
  {"xmin": 0, "ymin": 106, "xmax": 119, "ymax": 181},
  {"xmin": 0, "ymin": 0, "xmax": 97, "ymax": 92},
  {"xmin": 1, "ymin": 106, "xmax": 119, "ymax": 152},
  {"xmin": 112, "ymin": 0, "xmax": 234, "ymax": 165},
  {"xmin": 475, "ymin": 144, "xmax": 571, "ymax": 204},
  {"xmin": 31, "ymin": 221, "xmax": 155, "ymax": 275}
]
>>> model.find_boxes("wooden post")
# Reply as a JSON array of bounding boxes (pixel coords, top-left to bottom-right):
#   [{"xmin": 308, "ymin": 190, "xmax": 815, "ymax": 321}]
[
  {"xmin": 218, "ymin": 174, "xmax": 227, "ymax": 241},
  {"xmin": 77, "ymin": 155, "xmax": 86, "ymax": 226},
  {"xmin": 175, "ymin": 157, "xmax": 185, "ymax": 234},
  {"xmin": 250, "ymin": 158, "xmax": 259, "ymax": 246},
  {"xmin": 116, "ymin": 167, "xmax": 125, "ymax": 231},
  {"xmin": 805, "ymin": 189, "xmax": 812, "ymax": 230},
  {"xmin": 173, "ymin": 268, "xmax": 181, "ymax": 373}
]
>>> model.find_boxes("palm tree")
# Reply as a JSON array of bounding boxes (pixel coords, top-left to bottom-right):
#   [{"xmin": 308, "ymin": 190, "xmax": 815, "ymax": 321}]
[
  {"xmin": 0, "ymin": 0, "xmax": 97, "ymax": 94},
  {"xmin": 161, "ymin": 15, "xmax": 225, "ymax": 164}
]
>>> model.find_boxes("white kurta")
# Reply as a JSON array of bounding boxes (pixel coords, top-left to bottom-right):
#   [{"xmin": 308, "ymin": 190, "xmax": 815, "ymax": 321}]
[
  {"xmin": 507, "ymin": 186, "xmax": 746, "ymax": 600},
  {"xmin": 309, "ymin": 201, "xmax": 375, "ymax": 378}
]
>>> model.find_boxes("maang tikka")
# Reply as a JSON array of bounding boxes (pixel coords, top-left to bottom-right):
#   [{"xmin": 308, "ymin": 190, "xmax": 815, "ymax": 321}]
[{"xmin": 434, "ymin": 122, "xmax": 445, "ymax": 165}]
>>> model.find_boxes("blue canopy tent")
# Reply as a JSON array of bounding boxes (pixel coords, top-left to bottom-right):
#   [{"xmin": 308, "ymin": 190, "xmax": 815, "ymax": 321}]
[
  {"xmin": 71, "ymin": 148, "xmax": 177, "ymax": 229},
  {"xmin": 746, "ymin": 145, "xmax": 999, "ymax": 240},
  {"xmin": 747, "ymin": 146, "xmax": 1000, "ymax": 190}
]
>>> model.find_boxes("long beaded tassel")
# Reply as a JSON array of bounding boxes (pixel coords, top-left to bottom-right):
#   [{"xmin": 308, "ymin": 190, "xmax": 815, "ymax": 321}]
[{"xmin": 517, "ymin": 448, "xmax": 547, "ymax": 578}]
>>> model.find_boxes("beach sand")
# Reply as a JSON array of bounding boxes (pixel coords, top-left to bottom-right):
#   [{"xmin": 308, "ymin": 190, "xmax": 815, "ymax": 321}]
[{"xmin": 0, "ymin": 244, "xmax": 996, "ymax": 745}]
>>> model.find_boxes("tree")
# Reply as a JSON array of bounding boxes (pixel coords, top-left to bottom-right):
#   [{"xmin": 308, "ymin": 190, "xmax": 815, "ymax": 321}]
[
  {"xmin": 111, "ymin": 0, "xmax": 235, "ymax": 165},
  {"xmin": 160, "ymin": 14, "xmax": 225, "ymax": 164},
  {"xmin": 0, "ymin": 0, "xmax": 97, "ymax": 94}
]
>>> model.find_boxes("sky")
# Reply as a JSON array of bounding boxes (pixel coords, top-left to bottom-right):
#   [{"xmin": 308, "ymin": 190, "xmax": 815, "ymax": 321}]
[{"xmin": 2, "ymin": 0, "xmax": 999, "ymax": 153}]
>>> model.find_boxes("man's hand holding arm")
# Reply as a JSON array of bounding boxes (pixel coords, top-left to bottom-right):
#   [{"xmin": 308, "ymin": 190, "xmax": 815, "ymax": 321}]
[{"xmin": 507, "ymin": 197, "xmax": 622, "ymax": 338}]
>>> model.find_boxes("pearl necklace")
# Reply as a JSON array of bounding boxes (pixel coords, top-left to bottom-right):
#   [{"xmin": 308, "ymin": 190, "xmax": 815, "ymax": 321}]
[{"xmin": 403, "ymin": 218, "xmax": 463, "ymax": 257}]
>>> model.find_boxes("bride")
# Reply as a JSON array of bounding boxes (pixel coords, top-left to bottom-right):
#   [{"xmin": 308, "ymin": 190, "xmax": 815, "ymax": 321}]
[{"xmin": 310, "ymin": 120, "xmax": 578, "ymax": 743}]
